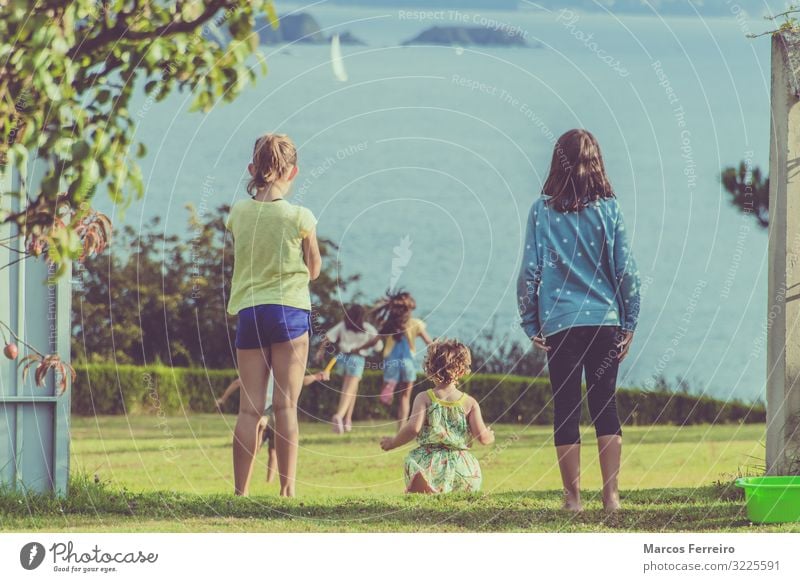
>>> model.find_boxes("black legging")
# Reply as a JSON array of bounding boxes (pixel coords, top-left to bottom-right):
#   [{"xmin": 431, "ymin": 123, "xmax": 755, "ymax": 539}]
[{"xmin": 545, "ymin": 325, "xmax": 623, "ymax": 446}]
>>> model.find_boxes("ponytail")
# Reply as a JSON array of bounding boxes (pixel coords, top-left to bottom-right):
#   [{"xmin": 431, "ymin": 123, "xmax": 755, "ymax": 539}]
[{"xmin": 247, "ymin": 133, "xmax": 298, "ymax": 196}]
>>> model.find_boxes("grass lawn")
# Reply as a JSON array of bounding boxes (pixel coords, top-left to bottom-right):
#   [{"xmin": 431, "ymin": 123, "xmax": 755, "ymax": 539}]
[{"xmin": 1, "ymin": 415, "xmax": 795, "ymax": 532}]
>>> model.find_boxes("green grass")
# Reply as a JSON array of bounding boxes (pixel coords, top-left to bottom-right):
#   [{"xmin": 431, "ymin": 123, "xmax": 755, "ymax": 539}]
[{"xmin": 1, "ymin": 415, "xmax": 795, "ymax": 532}]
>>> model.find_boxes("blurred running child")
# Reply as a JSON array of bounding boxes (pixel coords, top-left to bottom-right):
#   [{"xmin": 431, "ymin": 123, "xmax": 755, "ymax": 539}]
[
  {"xmin": 315, "ymin": 304, "xmax": 382, "ymax": 434},
  {"xmin": 355, "ymin": 290, "xmax": 433, "ymax": 427}
]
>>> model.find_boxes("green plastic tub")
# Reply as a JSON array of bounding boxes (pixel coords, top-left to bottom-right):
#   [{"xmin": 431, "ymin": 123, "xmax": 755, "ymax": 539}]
[{"xmin": 735, "ymin": 476, "xmax": 800, "ymax": 523}]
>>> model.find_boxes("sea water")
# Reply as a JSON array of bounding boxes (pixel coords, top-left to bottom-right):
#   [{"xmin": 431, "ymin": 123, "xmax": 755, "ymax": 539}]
[{"xmin": 108, "ymin": 4, "xmax": 775, "ymax": 400}]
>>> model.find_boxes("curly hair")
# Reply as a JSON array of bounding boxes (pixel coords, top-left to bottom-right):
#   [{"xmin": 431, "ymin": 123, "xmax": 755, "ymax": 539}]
[{"xmin": 423, "ymin": 338, "xmax": 472, "ymax": 386}]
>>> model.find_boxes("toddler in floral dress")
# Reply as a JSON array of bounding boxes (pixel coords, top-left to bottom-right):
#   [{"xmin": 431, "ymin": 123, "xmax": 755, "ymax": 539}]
[{"xmin": 380, "ymin": 339, "xmax": 495, "ymax": 493}]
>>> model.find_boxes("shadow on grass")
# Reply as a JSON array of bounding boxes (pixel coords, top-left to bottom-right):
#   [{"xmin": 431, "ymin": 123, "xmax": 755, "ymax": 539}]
[{"xmin": 0, "ymin": 473, "xmax": 775, "ymax": 532}]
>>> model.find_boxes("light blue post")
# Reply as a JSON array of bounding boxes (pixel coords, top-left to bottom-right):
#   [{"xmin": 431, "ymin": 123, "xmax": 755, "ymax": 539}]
[{"xmin": 0, "ymin": 160, "xmax": 71, "ymax": 495}]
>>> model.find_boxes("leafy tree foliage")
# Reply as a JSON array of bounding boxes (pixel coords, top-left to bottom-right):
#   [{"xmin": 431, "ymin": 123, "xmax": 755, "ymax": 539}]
[
  {"xmin": 1, "ymin": 0, "xmax": 276, "ymax": 387},
  {"xmin": 2, "ymin": 0, "xmax": 275, "ymax": 238},
  {"xmin": 72, "ymin": 204, "xmax": 360, "ymax": 368}
]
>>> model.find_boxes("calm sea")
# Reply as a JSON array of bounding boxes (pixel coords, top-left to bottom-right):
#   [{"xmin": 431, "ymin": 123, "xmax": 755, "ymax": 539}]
[{"xmin": 107, "ymin": 3, "xmax": 775, "ymax": 401}]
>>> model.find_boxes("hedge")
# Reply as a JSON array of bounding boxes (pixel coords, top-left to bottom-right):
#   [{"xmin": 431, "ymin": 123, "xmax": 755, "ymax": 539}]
[{"xmin": 71, "ymin": 364, "xmax": 766, "ymax": 426}]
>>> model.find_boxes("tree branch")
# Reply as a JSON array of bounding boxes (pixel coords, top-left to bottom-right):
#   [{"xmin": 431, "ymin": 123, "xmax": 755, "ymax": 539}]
[{"xmin": 67, "ymin": 0, "xmax": 232, "ymax": 60}]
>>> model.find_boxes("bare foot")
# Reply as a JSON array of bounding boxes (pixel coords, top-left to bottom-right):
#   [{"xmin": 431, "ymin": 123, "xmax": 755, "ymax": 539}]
[
  {"xmin": 331, "ymin": 415, "xmax": 344, "ymax": 435},
  {"xmin": 562, "ymin": 493, "xmax": 583, "ymax": 512},
  {"xmin": 603, "ymin": 493, "xmax": 621, "ymax": 513},
  {"xmin": 344, "ymin": 420, "xmax": 353, "ymax": 432}
]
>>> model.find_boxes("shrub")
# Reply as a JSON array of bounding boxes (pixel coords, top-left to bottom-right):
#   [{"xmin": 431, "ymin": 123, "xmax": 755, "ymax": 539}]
[{"xmin": 72, "ymin": 364, "xmax": 766, "ymax": 427}]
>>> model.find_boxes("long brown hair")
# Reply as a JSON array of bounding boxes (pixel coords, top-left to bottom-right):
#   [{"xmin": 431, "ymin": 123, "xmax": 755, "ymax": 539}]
[
  {"xmin": 541, "ymin": 129, "xmax": 614, "ymax": 212},
  {"xmin": 372, "ymin": 290, "xmax": 416, "ymax": 340},
  {"xmin": 343, "ymin": 304, "xmax": 367, "ymax": 333},
  {"xmin": 247, "ymin": 133, "xmax": 297, "ymax": 196}
]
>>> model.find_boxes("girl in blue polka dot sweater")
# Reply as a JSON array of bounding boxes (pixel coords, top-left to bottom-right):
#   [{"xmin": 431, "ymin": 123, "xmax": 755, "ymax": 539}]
[{"xmin": 517, "ymin": 128, "xmax": 641, "ymax": 513}]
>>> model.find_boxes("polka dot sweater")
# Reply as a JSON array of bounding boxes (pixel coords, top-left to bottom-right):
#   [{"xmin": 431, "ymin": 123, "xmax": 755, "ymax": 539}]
[{"xmin": 517, "ymin": 195, "xmax": 641, "ymax": 338}]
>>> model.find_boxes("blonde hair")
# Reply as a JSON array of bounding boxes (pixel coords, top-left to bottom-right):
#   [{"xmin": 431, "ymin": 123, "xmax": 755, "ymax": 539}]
[
  {"xmin": 247, "ymin": 133, "xmax": 297, "ymax": 196},
  {"xmin": 423, "ymin": 338, "xmax": 472, "ymax": 386}
]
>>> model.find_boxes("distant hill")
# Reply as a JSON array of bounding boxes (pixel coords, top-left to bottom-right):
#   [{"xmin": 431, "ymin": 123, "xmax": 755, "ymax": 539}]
[
  {"xmin": 209, "ymin": 13, "xmax": 365, "ymax": 46},
  {"xmin": 403, "ymin": 25, "xmax": 534, "ymax": 47},
  {"xmin": 327, "ymin": 0, "xmax": 784, "ymax": 16},
  {"xmin": 255, "ymin": 13, "xmax": 365, "ymax": 45},
  {"xmin": 330, "ymin": 0, "xmax": 519, "ymax": 8}
]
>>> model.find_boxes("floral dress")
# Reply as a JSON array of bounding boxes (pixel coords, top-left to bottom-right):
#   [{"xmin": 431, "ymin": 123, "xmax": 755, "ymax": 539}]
[{"xmin": 404, "ymin": 389, "xmax": 482, "ymax": 493}]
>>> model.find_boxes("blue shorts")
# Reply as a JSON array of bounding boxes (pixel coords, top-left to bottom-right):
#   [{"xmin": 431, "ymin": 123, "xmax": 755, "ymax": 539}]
[
  {"xmin": 383, "ymin": 358, "xmax": 417, "ymax": 383},
  {"xmin": 336, "ymin": 353, "xmax": 366, "ymax": 378},
  {"xmin": 236, "ymin": 304, "xmax": 311, "ymax": 349}
]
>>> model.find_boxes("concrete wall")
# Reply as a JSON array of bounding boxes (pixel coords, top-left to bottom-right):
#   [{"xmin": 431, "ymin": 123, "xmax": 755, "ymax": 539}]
[{"xmin": 766, "ymin": 31, "xmax": 800, "ymax": 475}]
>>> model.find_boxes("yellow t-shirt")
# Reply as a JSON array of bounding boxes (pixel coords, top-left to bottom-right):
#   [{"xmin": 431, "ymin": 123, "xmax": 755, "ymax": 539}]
[
  {"xmin": 226, "ymin": 199, "xmax": 317, "ymax": 315},
  {"xmin": 382, "ymin": 317, "xmax": 427, "ymax": 358}
]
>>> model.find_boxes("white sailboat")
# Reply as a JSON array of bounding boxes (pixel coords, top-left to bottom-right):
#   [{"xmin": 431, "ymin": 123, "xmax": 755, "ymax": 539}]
[{"xmin": 331, "ymin": 34, "xmax": 348, "ymax": 82}]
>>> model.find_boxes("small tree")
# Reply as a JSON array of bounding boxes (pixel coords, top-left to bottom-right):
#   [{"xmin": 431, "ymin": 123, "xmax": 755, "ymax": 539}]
[
  {"xmin": 1, "ymin": 1, "xmax": 276, "ymax": 387},
  {"xmin": 720, "ymin": 161, "xmax": 769, "ymax": 228}
]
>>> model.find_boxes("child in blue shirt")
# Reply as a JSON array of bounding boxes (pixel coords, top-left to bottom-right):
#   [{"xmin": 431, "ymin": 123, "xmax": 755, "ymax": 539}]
[{"xmin": 517, "ymin": 128, "xmax": 641, "ymax": 513}]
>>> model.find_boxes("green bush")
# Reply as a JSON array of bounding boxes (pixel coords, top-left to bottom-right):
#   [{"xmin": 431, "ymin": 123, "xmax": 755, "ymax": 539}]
[
  {"xmin": 72, "ymin": 364, "xmax": 766, "ymax": 427},
  {"xmin": 71, "ymin": 364, "xmax": 231, "ymax": 416}
]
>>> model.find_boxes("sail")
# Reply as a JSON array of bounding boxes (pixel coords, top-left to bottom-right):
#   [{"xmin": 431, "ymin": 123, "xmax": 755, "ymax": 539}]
[{"xmin": 331, "ymin": 34, "xmax": 348, "ymax": 82}]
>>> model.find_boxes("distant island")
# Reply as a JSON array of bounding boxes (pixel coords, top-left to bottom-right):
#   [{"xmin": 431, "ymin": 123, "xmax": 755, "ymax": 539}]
[
  {"xmin": 254, "ymin": 13, "xmax": 365, "ymax": 45},
  {"xmin": 402, "ymin": 26, "xmax": 533, "ymax": 47},
  {"xmin": 328, "ymin": 0, "xmax": 777, "ymax": 17}
]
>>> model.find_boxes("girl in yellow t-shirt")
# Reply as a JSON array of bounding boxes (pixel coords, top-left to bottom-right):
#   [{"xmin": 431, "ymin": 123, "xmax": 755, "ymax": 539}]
[{"xmin": 226, "ymin": 133, "xmax": 321, "ymax": 497}]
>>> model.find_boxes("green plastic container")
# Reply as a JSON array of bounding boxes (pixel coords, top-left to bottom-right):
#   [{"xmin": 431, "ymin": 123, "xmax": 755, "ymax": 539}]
[{"xmin": 735, "ymin": 476, "xmax": 800, "ymax": 523}]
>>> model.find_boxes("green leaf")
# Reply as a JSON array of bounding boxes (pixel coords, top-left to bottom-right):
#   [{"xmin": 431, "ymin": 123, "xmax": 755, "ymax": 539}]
[
  {"xmin": 40, "ymin": 173, "xmax": 60, "ymax": 197},
  {"xmin": 266, "ymin": 3, "xmax": 279, "ymax": 29},
  {"xmin": 71, "ymin": 140, "xmax": 90, "ymax": 161}
]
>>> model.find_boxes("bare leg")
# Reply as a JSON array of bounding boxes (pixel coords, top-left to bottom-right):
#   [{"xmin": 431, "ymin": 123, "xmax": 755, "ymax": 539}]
[
  {"xmin": 396, "ymin": 381, "xmax": 414, "ymax": 428},
  {"xmin": 343, "ymin": 377, "xmax": 360, "ymax": 430},
  {"xmin": 597, "ymin": 435, "xmax": 622, "ymax": 512},
  {"xmin": 256, "ymin": 417, "xmax": 267, "ymax": 452},
  {"xmin": 379, "ymin": 380, "xmax": 396, "ymax": 406},
  {"xmin": 332, "ymin": 375, "xmax": 360, "ymax": 432},
  {"xmin": 271, "ymin": 333, "xmax": 310, "ymax": 497},
  {"xmin": 266, "ymin": 446, "xmax": 277, "ymax": 483},
  {"xmin": 233, "ymin": 348, "xmax": 270, "ymax": 496},
  {"xmin": 556, "ymin": 443, "xmax": 582, "ymax": 511},
  {"xmin": 406, "ymin": 472, "xmax": 435, "ymax": 494}
]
